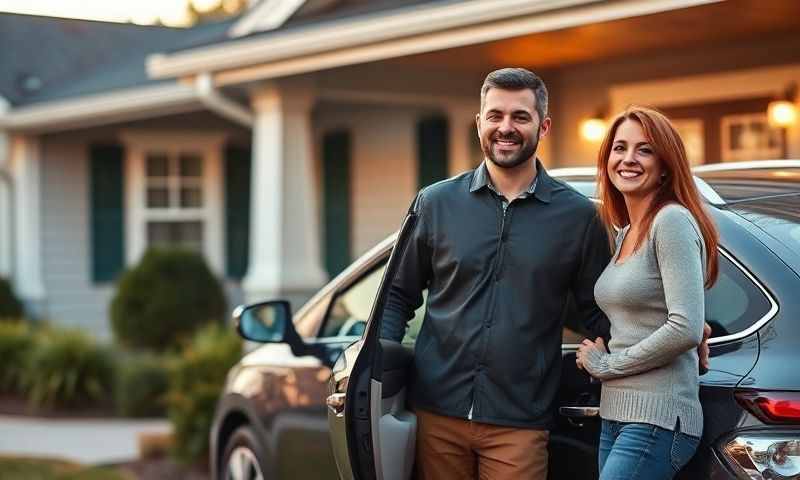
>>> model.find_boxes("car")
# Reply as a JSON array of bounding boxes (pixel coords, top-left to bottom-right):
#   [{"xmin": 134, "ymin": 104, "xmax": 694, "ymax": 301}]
[{"xmin": 211, "ymin": 160, "xmax": 800, "ymax": 480}]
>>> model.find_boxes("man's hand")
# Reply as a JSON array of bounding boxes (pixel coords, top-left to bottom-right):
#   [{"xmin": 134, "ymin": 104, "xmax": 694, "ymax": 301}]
[{"xmin": 698, "ymin": 322, "xmax": 712, "ymax": 373}]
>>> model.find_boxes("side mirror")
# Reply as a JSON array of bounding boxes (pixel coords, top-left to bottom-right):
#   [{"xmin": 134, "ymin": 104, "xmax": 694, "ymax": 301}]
[{"xmin": 234, "ymin": 300, "xmax": 292, "ymax": 343}]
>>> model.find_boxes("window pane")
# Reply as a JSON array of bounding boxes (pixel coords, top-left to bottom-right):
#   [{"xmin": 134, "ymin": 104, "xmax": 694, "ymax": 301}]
[
  {"xmin": 146, "ymin": 187, "xmax": 169, "ymax": 208},
  {"xmin": 146, "ymin": 153, "xmax": 169, "ymax": 177},
  {"xmin": 146, "ymin": 221, "xmax": 204, "ymax": 253},
  {"xmin": 180, "ymin": 187, "xmax": 203, "ymax": 208},
  {"xmin": 179, "ymin": 154, "xmax": 203, "ymax": 178},
  {"xmin": 320, "ymin": 263, "xmax": 386, "ymax": 338},
  {"xmin": 705, "ymin": 254, "xmax": 772, "ymax": 338}
]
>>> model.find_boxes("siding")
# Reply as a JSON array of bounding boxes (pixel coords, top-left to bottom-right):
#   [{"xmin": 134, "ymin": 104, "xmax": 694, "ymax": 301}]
[{"xmin": 41, "ymin": 136, "xmax": 115, "ymax": 339}]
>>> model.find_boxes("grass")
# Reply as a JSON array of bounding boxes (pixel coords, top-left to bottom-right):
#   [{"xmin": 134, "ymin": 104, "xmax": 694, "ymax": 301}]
[{"xmin": 0, "ymin": 456, "xmax": 132, "ymax": 480}]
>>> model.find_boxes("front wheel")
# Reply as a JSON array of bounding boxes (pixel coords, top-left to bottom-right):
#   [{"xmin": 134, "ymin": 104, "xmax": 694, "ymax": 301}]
[{"xmin": 221, "ymin": 425, "xmax": 268, "ymax": 480}]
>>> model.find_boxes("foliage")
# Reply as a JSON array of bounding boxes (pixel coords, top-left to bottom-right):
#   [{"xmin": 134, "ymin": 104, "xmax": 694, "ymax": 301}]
[
  {"xmin": 166, "ymin": 323, "xmax": 242, "ymax": 462},
  {"xmin": 0, "ymin": 456, "xmax": 130, "ymax": 480},
  {"xmin": 110, "ymin": 248, "xmax": 227, "ymax": 352},
  {"xmin": 114, "ymin": 352, "xmax": 171, "ymax": 418},
  {"xmin": 0, "ymin": 321, "xmax": 35, "ymax": 393},
  {"xmin": 0, "ymin": 277, "xmax": 23, "ymax": 319},
  {"xmin": 22, "ymin": 329, "xmax": 115, "ymax": 409}
]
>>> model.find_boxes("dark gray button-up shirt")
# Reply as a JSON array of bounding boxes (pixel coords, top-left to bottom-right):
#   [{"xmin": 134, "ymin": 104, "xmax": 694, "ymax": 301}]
[{"xmin": 381, "ymin": 160, "xmax": 610, "ymax": 429}]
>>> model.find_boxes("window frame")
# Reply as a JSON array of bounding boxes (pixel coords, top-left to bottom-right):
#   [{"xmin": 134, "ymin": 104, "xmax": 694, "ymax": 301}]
[{"xmin": 121, "ymin": 131, "xmax": 226, "ymax": 275}]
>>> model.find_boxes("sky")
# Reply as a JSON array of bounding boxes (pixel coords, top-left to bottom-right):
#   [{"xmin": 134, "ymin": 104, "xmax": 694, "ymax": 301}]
[{"xmin": 0, "ymin": 0, "xmax": 242, "ymax": 27}]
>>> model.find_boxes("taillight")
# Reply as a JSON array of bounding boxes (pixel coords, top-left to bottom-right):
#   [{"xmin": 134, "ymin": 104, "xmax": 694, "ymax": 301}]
[{"xmin": 736, "ymin": 391, "xmax": 800, "ymax": 424}]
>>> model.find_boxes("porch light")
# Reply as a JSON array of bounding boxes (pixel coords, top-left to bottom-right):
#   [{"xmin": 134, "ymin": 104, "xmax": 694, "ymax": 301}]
[
  {"xmin": 768, "ymin": 100, "xmax": 798, "ymax": 128},
  {"xmin": 768, "ymin": 83, "xmax": 798, "ymax": 128},
  {"xmin": 580, "ymin": 118, "xmax": 607, "ymax": 142}
]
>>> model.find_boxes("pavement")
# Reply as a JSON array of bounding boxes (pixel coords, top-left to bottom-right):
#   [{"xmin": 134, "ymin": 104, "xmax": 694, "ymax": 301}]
[{"xmin": 0, "ymin": 414, "xmax": 171, "ymax": 464}]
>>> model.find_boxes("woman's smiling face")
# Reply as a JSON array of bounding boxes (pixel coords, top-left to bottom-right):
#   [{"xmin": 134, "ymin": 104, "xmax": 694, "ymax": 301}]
[{"xmin": 607, "ymin": 119, "xmax": 665, "ymax": 198}]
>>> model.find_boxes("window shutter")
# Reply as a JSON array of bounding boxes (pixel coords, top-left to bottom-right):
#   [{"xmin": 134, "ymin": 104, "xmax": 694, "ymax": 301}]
[
  {"xmin": 89, "ymin": 144, "xmax": 125, "ymax": 283},
  {"xmin": 224, "ymin": 144, "xmax": 251, "ymax": 280},
  {"xmin": 417, "ymin": 115, "xmax": 449, "ymax": 189},
  {"xmin": 322, "ymin": 130, "xmax": 351, "ymax": 278}
]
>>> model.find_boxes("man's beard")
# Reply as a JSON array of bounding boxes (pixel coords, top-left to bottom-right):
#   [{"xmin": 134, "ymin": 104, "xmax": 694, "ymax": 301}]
[{"xmin": 483, "ymin": 127, "xmax": 540, "ymax": 169}]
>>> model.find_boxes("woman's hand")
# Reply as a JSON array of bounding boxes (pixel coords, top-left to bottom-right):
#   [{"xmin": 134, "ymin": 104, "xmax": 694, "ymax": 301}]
[{"xmin": 576, "ymin": 337, "xmax": 606, "ymax": 372}]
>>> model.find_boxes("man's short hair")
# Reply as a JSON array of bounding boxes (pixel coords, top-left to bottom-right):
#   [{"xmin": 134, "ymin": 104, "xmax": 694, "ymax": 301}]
[{"xmin": 480, "ymin": 68, "xmax": 548, "ymax": 121}]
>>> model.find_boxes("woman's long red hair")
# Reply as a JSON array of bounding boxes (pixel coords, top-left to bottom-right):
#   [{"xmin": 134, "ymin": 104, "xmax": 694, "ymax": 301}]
[{"xmin": 596, "ymin": 105, "xmax": 719, "ymax": 288}]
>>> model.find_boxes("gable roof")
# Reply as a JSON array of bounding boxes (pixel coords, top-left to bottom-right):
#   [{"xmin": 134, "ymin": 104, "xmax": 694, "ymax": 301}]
[{"xmin": 0, "ymin": 12, "xmax": 234, "ymax": 107}]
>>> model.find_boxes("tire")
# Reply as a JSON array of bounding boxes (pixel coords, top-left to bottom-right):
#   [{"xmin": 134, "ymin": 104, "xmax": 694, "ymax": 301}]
[{"xmin": 221, "ymin": 425, "xmax": 269, "ymax": 480}]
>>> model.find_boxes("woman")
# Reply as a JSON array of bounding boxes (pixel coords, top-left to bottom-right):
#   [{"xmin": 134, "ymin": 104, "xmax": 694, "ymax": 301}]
[{"xmin": 576, "ymin": 105, "xmax": 718, "ymax": 480}]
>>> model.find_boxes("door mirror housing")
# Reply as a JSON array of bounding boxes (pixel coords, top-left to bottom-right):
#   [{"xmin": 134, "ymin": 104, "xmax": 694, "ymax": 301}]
[{"xmin": 234, "ymin": 300, "xmax": 293, "ymax": 343}]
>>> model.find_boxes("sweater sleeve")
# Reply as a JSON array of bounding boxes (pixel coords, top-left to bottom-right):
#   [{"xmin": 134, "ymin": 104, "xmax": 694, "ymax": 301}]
[{"xmin": 583, "ymin": 207, "xmax": 706, "ymax": 381}]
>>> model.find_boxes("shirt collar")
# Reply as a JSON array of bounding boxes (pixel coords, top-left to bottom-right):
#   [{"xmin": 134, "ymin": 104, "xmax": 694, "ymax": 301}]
[{"xmin": 469, "ymin": 159, "xmax": 554, "ymax": 203}]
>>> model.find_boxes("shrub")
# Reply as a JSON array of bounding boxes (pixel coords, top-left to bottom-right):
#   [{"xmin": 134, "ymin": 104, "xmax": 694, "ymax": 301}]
[
  {"xmin": 23, "ymin": 329, "xmax": 115, "ymax": 408},
  {"xmin": 0, "ymin": 321, "xmax": 35, "ymax": 393},
  {"xmin": 0, "ymin": 277, "xmax": 23, "ymax": 319},
  {"xmin": 166, "ymin": 323, "xmax": 242, "ymax": 462},
  {"xmin": 110, "ymin": 248, "xmax": 227, "ymax": 352},
  {"xmin": 114, "ymin": 352, "xmax": 171, "ymax": 418}
]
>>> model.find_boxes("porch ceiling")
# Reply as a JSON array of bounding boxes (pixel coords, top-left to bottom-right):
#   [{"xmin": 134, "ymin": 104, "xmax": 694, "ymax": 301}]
[{"xmin": 384, "ymin": 0, "xmax": 800, "ymax": 72}]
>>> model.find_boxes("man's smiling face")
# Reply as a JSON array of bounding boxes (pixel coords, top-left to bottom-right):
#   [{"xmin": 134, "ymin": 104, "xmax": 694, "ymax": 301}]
[{"xmin": 476, "ymin": 87, "xmax": 548, "ymax": 169}]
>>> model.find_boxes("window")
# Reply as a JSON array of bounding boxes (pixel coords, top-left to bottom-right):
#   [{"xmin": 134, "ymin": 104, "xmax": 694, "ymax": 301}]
[
  {"xmin": 706, "ymin": 252, "xmax": 773, "ymax": 339},
  {"xmin": 321, "ymin": 263, "xmax": 386, "ymax": 339},
  {"xmin": 143, "ymin": 151, "xmax": 205, "ymax": 253},
  {"xmin": 122, "ymin": 132, "xmax": 225, "ymax": 274},
  {"xmin": 721, "ymin": 113, "xmax": 783, "ymax": 162}
]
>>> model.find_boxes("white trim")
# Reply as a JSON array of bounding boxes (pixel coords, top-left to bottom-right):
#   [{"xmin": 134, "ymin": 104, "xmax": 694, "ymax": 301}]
[
  {"xmin": 10, "ymin": 135, "xmax": 46, "ymax": 302},
  {"xmin": 195, "ymin": 73, "xmax": 254, "ymax": 127},
  {"xmin": 229, "ymin": 0, "xmax": 306, "ymax": 38},
  {"xmin": 148, "ymin": 0, "xmax": 720, "ymax": 82},
  {"xmin": 120, "ymin": 131, "xmax": 227, "ymax": 275},
  {"xmin": 0, "ymin": 83, "xmax": 202, "ymax": 133}
]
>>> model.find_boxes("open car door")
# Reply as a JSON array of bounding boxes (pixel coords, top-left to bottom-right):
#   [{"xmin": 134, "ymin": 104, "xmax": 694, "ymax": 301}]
[{"xmin": 327, "ymin": 210, "xmax": 419, "ymax": 480}]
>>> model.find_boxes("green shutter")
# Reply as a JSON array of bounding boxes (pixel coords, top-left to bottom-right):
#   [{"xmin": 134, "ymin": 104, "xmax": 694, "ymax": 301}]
[
  {"xmin": 224, "ymin": 145, "xmax": 251, "ymax": 280},
  {"xmin": 417, "ymin": 115, "xmax": 450, "ymax": 189},
  {"xmin": 322, "ymin": 131, "xmax": 351, "ymax": 278},
  {"xmin": 89, "ymin": 144, "xmax": 125, "ymax": 283}
]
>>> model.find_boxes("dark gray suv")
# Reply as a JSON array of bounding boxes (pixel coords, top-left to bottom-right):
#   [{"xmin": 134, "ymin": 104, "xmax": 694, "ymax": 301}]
[{"xmin": 212, "ymin": 161, "xmax": 800, "ymax": 480}]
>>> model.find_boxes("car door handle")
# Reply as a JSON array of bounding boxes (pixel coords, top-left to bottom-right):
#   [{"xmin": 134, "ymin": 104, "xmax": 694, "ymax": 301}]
[
  {"xmin": 327, "ymin": 393, "xmax": 346, "ymax": 417},
  {"xmin": 559, "ymin": 406, "xmax": 600, "ymax": 418}
]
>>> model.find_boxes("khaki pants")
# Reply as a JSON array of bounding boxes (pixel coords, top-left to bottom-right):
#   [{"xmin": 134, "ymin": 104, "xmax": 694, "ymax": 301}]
[{"xmin": 415, "ymin": 409, "xmax": 549, "ymax": 480}]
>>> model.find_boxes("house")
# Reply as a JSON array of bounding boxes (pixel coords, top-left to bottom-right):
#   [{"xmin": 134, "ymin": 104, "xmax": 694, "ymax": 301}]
[{"xmin": 1, "ymin": 0, "xmax": 799, "ymax": 338}]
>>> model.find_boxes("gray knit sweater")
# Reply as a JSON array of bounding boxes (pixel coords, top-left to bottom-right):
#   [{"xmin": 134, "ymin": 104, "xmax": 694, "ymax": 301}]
[{"xmin": 582, "ymin": 204, "xmax": 706, "ymax": 437}]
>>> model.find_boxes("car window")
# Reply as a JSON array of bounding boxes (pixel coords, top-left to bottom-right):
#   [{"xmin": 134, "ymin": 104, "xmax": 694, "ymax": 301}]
[
  {"xmin": 705, "ymin": 253, "xmax": 772, "ymax": 339},
  {"xmin": 319, "ymin": 262, "xmax": 387, "ymax": 339},
  {"xmin": 560, "ymin": 251, "xmax": 773, "ymax": 346}
]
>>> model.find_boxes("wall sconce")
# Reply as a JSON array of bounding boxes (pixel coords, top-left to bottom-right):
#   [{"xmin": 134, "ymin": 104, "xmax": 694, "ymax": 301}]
[
  {"xmin": 768, "ymin": 83, "xmax": 798, "ymax": 128},
  {"xmin": 580, "ymin": 117, "xmax": 607, "ymax": 142}
]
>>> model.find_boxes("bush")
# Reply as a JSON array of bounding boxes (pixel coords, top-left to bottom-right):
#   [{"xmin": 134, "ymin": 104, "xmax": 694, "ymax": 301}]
[
  {"xmin": 23, "ymin": 329, "xmax": 115, "ymax": 409},
  {"xmin": 166, "ymin": 323, "xmax": 242, "ymax": 462},
  {"xmin": 114, "ymin": 352, "xmax": 171, "ymax": 418},
  {"xmin": 111, "ymin": 248, "xmax": 227, "ymax": 352},
  {"xmin": 0, "ymin": 321, "xmax": 35, "ymax": 393},
  {"xmin": 0, "ymin": 277, "xmax": 23, "ymax": 319}
]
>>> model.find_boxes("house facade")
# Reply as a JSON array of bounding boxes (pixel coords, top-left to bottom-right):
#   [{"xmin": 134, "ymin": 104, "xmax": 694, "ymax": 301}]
[{"xmin": 1, "ymin": 0, "xmax": 799, "ymax": 338}]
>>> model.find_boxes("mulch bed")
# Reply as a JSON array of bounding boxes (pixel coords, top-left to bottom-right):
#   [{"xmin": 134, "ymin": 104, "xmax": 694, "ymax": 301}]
[
  {"xmin": 0, "ymin": 393, "xmax": 117, "ymax": 418},
  {"xmin": 117, "ymin": 458, "xmax": 209, "ymax": 480}
]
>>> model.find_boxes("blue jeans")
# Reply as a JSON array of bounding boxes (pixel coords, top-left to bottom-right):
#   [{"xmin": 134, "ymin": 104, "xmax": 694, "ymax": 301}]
[{"xmin": 598, "ymin": 419, "xmax": 700, "ymax": 480}]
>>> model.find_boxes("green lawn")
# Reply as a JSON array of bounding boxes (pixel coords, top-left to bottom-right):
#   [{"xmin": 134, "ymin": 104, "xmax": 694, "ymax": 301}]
[{"xmin": 0, "ymin": 456, "xmax": 132, "ymax": 480}]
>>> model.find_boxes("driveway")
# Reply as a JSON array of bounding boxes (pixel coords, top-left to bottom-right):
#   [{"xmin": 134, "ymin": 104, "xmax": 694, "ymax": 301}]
[{"xmin": 0, "ymin": 414, "xmax": 171, "ymax": 464}]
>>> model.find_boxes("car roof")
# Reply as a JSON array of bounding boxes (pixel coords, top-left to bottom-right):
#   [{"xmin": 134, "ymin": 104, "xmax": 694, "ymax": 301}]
[{"xmin": 693, "ymin": 160, "xmax": 800, "ymax": 203}]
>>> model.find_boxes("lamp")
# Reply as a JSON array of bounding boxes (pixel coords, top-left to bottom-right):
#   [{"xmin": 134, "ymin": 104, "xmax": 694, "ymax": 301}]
[
  {"xmin": 580, "ymin": 117, "xmax": 607, "ymax": 142},
  {"xmin": 768, "ymin": 83, "xmax": 798, "ymax": 128}
]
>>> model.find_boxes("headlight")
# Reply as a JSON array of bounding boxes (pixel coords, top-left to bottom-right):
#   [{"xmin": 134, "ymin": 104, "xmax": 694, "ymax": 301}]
[{"xmin": 724, "ymin": 434, "xmax": 800, "ymax": 479}]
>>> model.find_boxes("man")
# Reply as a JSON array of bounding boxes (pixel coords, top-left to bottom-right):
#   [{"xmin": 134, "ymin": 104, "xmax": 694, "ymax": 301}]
[{"xmin": 380, "ymin": 68, "xmax": 707, "ymax": 479}]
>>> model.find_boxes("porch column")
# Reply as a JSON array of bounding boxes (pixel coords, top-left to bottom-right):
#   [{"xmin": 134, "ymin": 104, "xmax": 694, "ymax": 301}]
[
  {"xmin": 445, "ymin": 102, "xmax": 479, "ymax": 176},
  {"xmin": 0, "ymin": 131, "xmax": 11, "ymax": 278},
  {"xmin": 243, "ymin": 83, "xmax": 327, "ymax": 306},
  {"xmin": 9, "ymin": 135, "xmax": 46, "ymax": 315}
]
